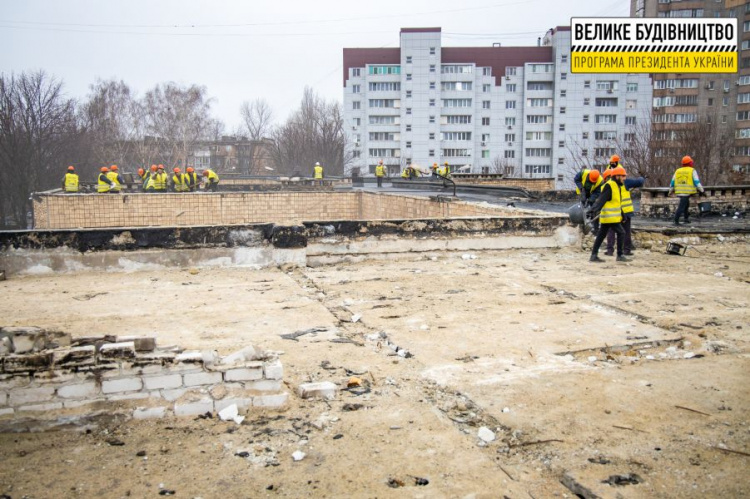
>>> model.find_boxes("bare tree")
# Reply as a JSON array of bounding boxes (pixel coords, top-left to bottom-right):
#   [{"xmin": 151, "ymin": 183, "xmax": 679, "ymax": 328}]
[
  {"xmin": 0, "ymin": 71, "xmax": 81, "ymax": 228},
  {"xmin": 269, "ymin": 87, "xmax": 352, "ymax": 176},
  {"xmin": 489, "ymin": 156, "xmax": 517, "ymax": 176},
  {"xmin": 240, "ymin": 99, "xmax": 273, "ymax": 140}
]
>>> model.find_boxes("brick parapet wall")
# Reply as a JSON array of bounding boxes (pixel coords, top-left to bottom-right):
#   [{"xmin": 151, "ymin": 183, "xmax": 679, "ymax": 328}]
[
  {"xmin": 640, "ymin": 186, "xmax": 750, "ymax": 218},
  {"xmin": 31, "ymin": 191, "xmax": 520, "ymax": 230},
  {"xmin": 0, "ymin": 327, "xmax": 286, "ymax": 422},
  {"xmin": 450, "ymin": 175, "xmax": 555, "ymax": 191}
]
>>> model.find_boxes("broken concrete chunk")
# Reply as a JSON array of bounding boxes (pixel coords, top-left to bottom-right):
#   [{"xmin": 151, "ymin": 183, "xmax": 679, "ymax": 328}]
[
  {"xmin": 220, "ymin": 346, "xmax": 257, "ymax": 366},
  {"xmin": 175, "ymin": 351, "xmax": 204, "ymax": 364},
  {"xmin": 3, "ymin": 327, "xmax": 46, "ymax": 354},
  {"xmin": 477, "ymin": 426, "xmax": 496, "ymax": 443},
  {"xmin": 117, "ymin": 336, "xmax": 157, "ymax": 352},
  {"xmin": 292, "ymin": 450, "xmax": 306, "ymax": 461},
  {"xmin": 0, "ymin": 337, "xmax": 11, "ymax": 356},
  {"xmin": 3, "ymin": 352, "xmax": 54, "ymax": 373},
  {"xmin": 298, "ymin": 381, "xmax": 337, "ymax": 400},
  {"xmin": 218, "ymin": 403, "xmax": 239, "ymax": 422},
  {"xmin": 99, "ymin": 341, "xmax": 136, "ymax": 359},
  {"xmin": 52, "ymin": 345, "xmax": 96, "ymax": 367}
]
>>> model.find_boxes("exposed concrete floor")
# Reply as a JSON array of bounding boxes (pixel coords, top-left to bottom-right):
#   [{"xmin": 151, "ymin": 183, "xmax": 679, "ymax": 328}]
[{"xmin": 0, "ymin": 238, "xmax": 749, "ymax": 498}]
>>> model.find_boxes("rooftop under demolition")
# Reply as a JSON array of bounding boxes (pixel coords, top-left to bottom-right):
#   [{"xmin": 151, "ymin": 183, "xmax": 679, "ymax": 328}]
[{"xmin": 0, "ymin": 185, "xmax": 749, "ymax": 498}]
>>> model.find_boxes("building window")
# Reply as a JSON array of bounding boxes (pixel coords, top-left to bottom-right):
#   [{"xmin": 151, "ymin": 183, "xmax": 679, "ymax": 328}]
[
  {"xmin": 558, "ymin": 141, "xmax": 565, "ymax": 147},
  {"xmin": 505, "ymin": 100, "xmax": 516, "ymax": 109},
  {"xmin": 525, "ymin": 148, "xmax": 551, "ymax": 157},
  {"xmin": 429, "ymin": 115, "xmax": 435, "ymax": 123},
  {"xmin": 353, "ymin": 101, "xmax": 361, "ymax": 110},
  {"xmin": 429, "ymin": 133, "xmax": 435, "ymax": 140},
  {"xmin": 625, "ymin": 116, "xmax": 636, "ymax": 125},
  {"xmin": 561, "ymin": 72, "xmax": 567, "ymax": 80},
  {"xmin": 406, "ymin": 124, "xmax": 412, "ymax": 132},
  {"xmin": 483, "ymin": 67, "xmax": 492, "ymax": 76},
  {"xmin": 582, "ymin": 132, "xmax": 589, "ymax": 139},
  {"xmin": 506, "ymin": 67, "xmax": 516, "ymax": 76},
  {"xmin": 561, "ymin": 90, "xmax": 567, "ymax": 98},
  {"xmin": 526, "ymin": 115, "xmax": 549, "ymax": 124},
  {"xmin": 353, "ymin": 150, "xmax": 360, "ymax": 158},
  {"xmin": 406, "ymin": 90, "xmax": 412, "ymax": 98},
  {"xmin": 584, "ymin": 98, "xmax": 590, "ymax": 105},
  {"xmin": 482, "ymin": 150, "xmax": 490, "ymax": 158},
  {"xmin": 505, "ymin": 117, "xmax": 516, "ymax": 126},
  {"xmin": 406, "ymin": 74, "xmax": 412, "ymax": 81},
  {"xmin": 724, "ymin": 96, "xmax": 730, "ymax": 106},
  {"xmin": 483, "ymin": 84, "xmax": 491, "ymax": 93},
  {"xmin": 482, "ymin": 133, "xmax": 490, "ymax": 142},
  {"xmin": 626, "ymin": 99, "xmax": 637, "ymax": 109},
  {"xmin": 627, "ymin": 83, "xmax": 638, "ymax": 92},
  {"xmin": 583, "ymin": 115, "xmax": 589, "ymax": 123},
  {"xmin": 482, "ymin": 117, "xmax": 491, "ymax": 126},
  {"xmin": 561, "ymin": 54, "xmax": 568, "ymax": 62},
  {"xmin": 483, "ymin": 101, "xmax": 491, "ymax": 109},
  {"xmin": 504, "ymin": 150, "xmax": 515, "ymax": 158},
  {"xmin": 369, "ymin": 66, "xmax": 401, "ymax": 75},
  {"xmin": 406, "ymin": 108, "xmax": 412, "ymax": 115},
  {"xmin": 354, "ymin": 118, "xmax": 360, "ymax": 126},
  {"xmin": 429, "ymin": 149, "xmax": 435, "ymax": 157},
  {"xmin": 558, "ymin": 157, "xmax": 565, "ymax": 164},
  {"xmin": 506, "ymin": 84, "xmax": 516, "ymax": 92},
  {"xmin": 708, "ymin": 98, "xmax": 714, "ymax": 106},
  {"xmin": 525, "ymin": 164, "xmax": 551, "ymax": 174},
  {"xmin": 559, "ymin": 124, "xmax": 565, "ymax": 131},
  {"xmin": 352, "ymin": 84, "xmax": 361, "ymax": 93},
  {"xmin": 595, "ymin": 114, "xmax": 617, "ymax": 124},
  {"xmin": 429, "ymin": 99, "xmax": 436, "ymax": 106},
  {"xmin": 430, "ymin": 82, "xmax": 436, "ymax": 90},
  {"xmin": 443, "ymin": 99, "xmax": 473, "ymax": 108},
  {"xmin": 505, "ymin": 133, "xmax": 515, "ymax": 142},
  {"xmin": 406, "ymin": 141, "xmax": 412, "ymax": 148},
  {"xmin": 430, "ymin": 47, "xmax": 436, "ymax": 55},
  {"xmin": 369, "ymin": 82, "xmax": 401, "ymax": 91},
  {"xmin": 430, "ymin": 64, "xmax": 436, "ymax": 73},
  {"xmin": 406, "ymin": 56, "xmax": 412, "ymax": 64},
  {"xmin": 352, "ymin": 68, "xmax": 361, "ymax": 77},
  {"xmin": 584, "ymin": 80, "xmax": 591, "ymax": 88},
  {"xmin": 582, "ymin": 149, "xmax": 588, "ymax": 157},
  {"xmin": 560, "ymin": 107, "xmax": 566, "ymax": 114}
]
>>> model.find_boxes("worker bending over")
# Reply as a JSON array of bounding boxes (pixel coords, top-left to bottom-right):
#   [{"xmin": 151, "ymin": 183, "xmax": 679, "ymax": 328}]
[{"xmin": 202, "ymin": 169, "xmax": 220, "ymax": 192}]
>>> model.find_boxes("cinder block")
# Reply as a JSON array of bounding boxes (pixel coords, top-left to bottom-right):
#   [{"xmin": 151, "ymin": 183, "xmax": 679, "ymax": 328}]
[
  {"xmin": 117, "ymin": 336, "xmax": 157, "ymax": 352},
  {"xmin": 253, "ymin": 393, "xmax": 289, "ymax": 408},
  {"xmin": 263, "ymin": 360, "xmax": 283, "ymax": 380},
  {"xmin": 17, "ymin": 402, "xmax": 63, "ymax": 412},
  {"xmin": 183, "ymin": 372, "xmax": 222, "ymax": 387},
  {"xmin": 224, "ymin": 367, "xmax": 263, "ymax": 382},
  {"xmin": 8, "ymin": 386, "xmax": 56, "ymax": 406},
  {"xmin": 99, "ymin": 341, "xmax": 136, "ymax": 359},
  {"xmin": 297, "ymin": 381, "xmax": 337, "ymax": 400},
  {"xmin": 133, "ymin": 406, "xmax": 168, "ymax": 419},
  {"xmin": 3, "ymin": 352, "xmax": 54, "ymax": 373},
  {"xmin": 175, "ymin": 352, "xmax": 204, "ymax": 363},
  {"xmin": 107, "ymin": 392, "xmax": 150, "ymax": 402},
  {"xmin": 161, "ymin": 388, "xmax": 190, "ymax": 402},
  {"xmin": 143, "ymin": 374, "xmax": 182, "ymax": 390},
  {"xmin": 34, "ymin": 371, "xmax": 76, "ymax": 384},
  {"xmin": 215, "ymin": 397, "xmax": 253, "ymax": 412},
  {"xmin": 246, "ymin": 380, "xmax": 282, "ymax": 392},
  {"xmin": 53, "ymin": 345, "xmax": 96, "ymax": 367},
  {"xmin": 102, "ymin": 377, "xmax": 143, "ymax": 394},
  {"xmin": 0, "ymin": 391, "xmax": 7, "ymax": 407},
  {"xmin": 63, "ymin": 398, "xmax": 106, "ymax": 409},
  {"xmin": 3, "ymin": 326, "xmax": 45, "ymax": 353},
  {"xmin": 174, "ymin": 399, "xmax": 214, "ymax": 417},
  {"xmin": 0, "ymin": 374, "xmax": 32, "ymax": 389},
  {"xmin": 0, "ymin": 407, "xmax": 14, "ymax": 416},
  {"xmin": 57, "ymin": 382, "xmax": 99, "ymax": 399}
]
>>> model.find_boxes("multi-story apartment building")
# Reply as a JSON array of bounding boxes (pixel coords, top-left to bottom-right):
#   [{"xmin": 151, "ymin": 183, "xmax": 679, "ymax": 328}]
[
  {"xmin": 343, "ymin": 27, "xmax": 652, "ymax": 188},
  {"xmin": 632, "ymin": 0, "xmax": 750, "ymax": 178}
]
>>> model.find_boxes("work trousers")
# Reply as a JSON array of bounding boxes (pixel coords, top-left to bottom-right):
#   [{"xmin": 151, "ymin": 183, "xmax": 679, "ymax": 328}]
[
  {"xmin": 377, "ymin": 176, "xmax": 383, "ymax": 188},
  {"xmin": 592, "ymin": 222, "xmax": 624, "ymax": 257},
  {"xmin": 674, "ymin": 196, "xmax": 691, "ymax": 223},
  {"xmin": 607, "ymin": 216, "xmax": 631, "ymax": 254}
]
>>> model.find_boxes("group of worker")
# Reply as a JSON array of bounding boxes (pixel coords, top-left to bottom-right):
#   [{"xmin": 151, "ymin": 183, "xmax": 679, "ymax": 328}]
[
  {"xmin": 61, "ymin": 164, "xmax": 220, "ymax": 193},
  {"xmin": 399, "ymin": 161, "xmax": 451, "ymax": 181},
  {"xmin": 576, "ymin": 154, "xmax": 704, "ymax": 263}
]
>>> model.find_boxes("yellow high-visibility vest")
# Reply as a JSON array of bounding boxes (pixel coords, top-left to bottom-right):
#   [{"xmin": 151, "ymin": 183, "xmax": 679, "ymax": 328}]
[
  {"xmin": 375, "ymin": 165, "xmax": 385, "ymax": 177},
  {"xmin": 621, "ymin": 185, "xmax": 633, "ymax": 214},
  {"xmin": 97, "ymin": 173, "xmax": 111, "ymax": 193},
  {"xmin": 64, "ymin": 173, "xmax": 79, "ymax": 192},
  {"xmin": 575, "ymin": 169, "xmax": 590, "ymax": 195},
  {"xmin": 314, "ymin": 165, "xmax": 323, "ymax": 179},
  {"xmin": 153, "ymin": 172, "xmax": 168, "ymax": 190},
  {"xmin": 205, "ymin": 169, "xmax": 219, "ymax": 184},
  {"xmin": 172, "ymin": 173, "xmax": 188, "ymax": 192},
  {"xmin": 106, "ymin": 171, "xmax": 122, "ymax": 191},
  {"xmin": 674, "ymin": 166, "xmax": 697, "ymax": 195},
  {"xmin": 600, "ymin": 179, "xmax": 622, "ymax": 224}
]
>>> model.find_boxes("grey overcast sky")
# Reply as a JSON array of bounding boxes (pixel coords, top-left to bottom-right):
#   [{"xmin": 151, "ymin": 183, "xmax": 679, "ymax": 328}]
[{"xmin": 0, "ymin": 0, "xmax": 629, "ymax": 131}]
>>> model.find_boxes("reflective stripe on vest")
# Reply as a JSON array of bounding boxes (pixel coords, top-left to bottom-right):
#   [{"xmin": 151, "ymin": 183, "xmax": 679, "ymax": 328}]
[
  {"xmin": 621, "ymin": 185, "xmax": 634, "ymax": 214},
  {"xmin": 600, "ymin": 180, "xmax": 622, "ymax": 224},
  {"xmin": 106, "ymin": 171, "xmax": 122, "ymax": 191},
  {"xmin": 375, "ymin": 165, "xmax": 385, "ymax": 177},
  {"xmin": 187, "ymin": 172, "xmax": 198, "ymax": 188},
  {"xmin": 64, "ymin": 173, "xmax": 79, "ymax": 192},
  {"xmin": 314, "ymin": 166, "xmax": 323, "ymax": 179},
  {"xmin": 674, "ymin": 167, "xmax": 697, "ymax": 195},
  {"xmin": 589, "ymin": 176, "xmax": 603, "ymax": 194},
  {"xmin": 97, "ymin": 173, "xmax": 111, "ymax": 193}
]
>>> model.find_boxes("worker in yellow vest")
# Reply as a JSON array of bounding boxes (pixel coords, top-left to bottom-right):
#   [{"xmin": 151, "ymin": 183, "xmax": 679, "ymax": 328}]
[
  {"xmin": 185, "ymin": 167, "xmax": 199, "ymax": 192},
  {"xmin": 605, "ymin": 165, "xmax": 645, "ymax": 256},
  {"xmin": 97, "ymin": 166, "xmax": 116, "ymax": 193},
  {"xmin": 438, "ymin": 162, "xmax": 451, "ymax": 178},
  {"xmin": 106, "ymin": 165, "xmax": 123, "ymax": 193},
  {"xmin": 143, "ymin": 165, "xmax": 158, "ymax": 192},
  {"xmin": 431, "ymin": 163, "xmax": 439, "ymax": 179},
  {"xmin": 375, "ymin": 160, "xmax": 386, "ymax": 188},
  {"xmin": 313, "ymin": 162, "xmax": 324, "ymax": 185},
  {"xmin": 152, "ymin": 164, "xmax": 168, "ymax": 192},
  {"xmin": 202, "ymin": 169, "xmax": 220, "ymax": 192},
  {"xmin": 668, "ymin": 155, "xmax": 705, "ymax": 226},
  {"xmin": 137, "ymin": 168, "xmax": 146, "ymax": 191},
  {"xmin": 171, "ymin": 167, "xmax": 189, "ymax": 192},
  {"xmin": 589, "ymin": 166, "xmax": 629, "ymax": 262},
  {"xmin": 62, "ymin": 165, "xmax": 79, "ymax": 193}
]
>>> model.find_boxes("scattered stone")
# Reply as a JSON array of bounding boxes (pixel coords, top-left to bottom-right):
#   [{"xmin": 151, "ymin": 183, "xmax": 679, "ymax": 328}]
[
  {"xmin": 588, "ymin": 456, "xmax": 611, "ymax": 465},
  {"xmin": 158, "ymin": 489, "xmax": 176, "ymax": 496},
  {"xmin": 477, "ymin": 426, "xmax": 496, "ymax": 443},
  {"xmin": 106, "ymin": 438, "xmax": 125, "ymax": 446},
  {"xmin": 714, "ymin": 272, "xmax": 724, "ymax": 278},
  {"xmin": 292, "ymin": 450, "xmax": 306, "ymax": 461},
  {"xmin": 235, "ymin": 451, "xmax": 250, "ymax": 458},
  {"xmin": 502, "ymin": 407, "xmax": 510, "ymax": 413},
  {"xmin": 136, "ymin": 450, "xmax": 146, "ymax": 457},
  {"xmin": 333, "ymin": 434, "xmax": 344, "ymax": 440},
  {"xmin": 189, "ymin": 268, "xmax": 200, "ymax": 275},
  {"xmin": 602, "ymin": 473, "xmax": 642, "ymax": 486},
  {"xmin": 587, "ymin": 356, "xmax": 598, "ymax": 363},
  {"xmin": 298, "ymin": 381, "xmax": 337, "ymax": 400},
  {"xmin": 342, "ymin": 403, "xmax": 363, "ymax": 412},
  {"xmin": 351, "ymin": 314, "xmax": 362, "ymax": 323},
  {"xmin": 414, "ymin": 477, "xmax": 429, "ymax": 486},
  {"xmin": 684, "ymin": 352, "xmax": 696, "ymax": 359},
  {"xmin": 387, "ymin": 477, "xmax": 405, "ymax": 488}
]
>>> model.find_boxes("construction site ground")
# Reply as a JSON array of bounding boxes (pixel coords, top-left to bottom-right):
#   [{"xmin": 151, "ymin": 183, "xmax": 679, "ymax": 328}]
[{"xmin": 1, "ymin": 236, "xmax": 749, "ymax": 498}]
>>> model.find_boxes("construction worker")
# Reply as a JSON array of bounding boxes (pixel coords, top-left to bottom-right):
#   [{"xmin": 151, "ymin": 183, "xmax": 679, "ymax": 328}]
[
  {"xmin": 589, "ymin": 166, "xmax": 629, "ymax": 262},
  {"xmin": 153, "ymin": 164, "xmax": 168, "ymax": 192},
  {"xmin": 144, "ymin": 165, "xmax": 158, "ymax": 192},
  {"xmin": 579, "ymin": 170, "xmax": 602, "ymax": 207},
  {"xmin": 137, "ymin": 168, "xmax": 146, "ymax": 191},
  {"xmin": 185, "ymin": 167, "xmax": 199, "ymax": 192},
  {"xmin": 668, "ymin": 155, "xmax": 705, "ymax": 226},
  {"xmin": 171, "ymin": 167, "xmax": 189, "ymax": 192},
  {"xmin": 202, "ymin": 168, "xmax": 220, "ymax": 192},
  {"xmin": 97, "ymin": 166, "xmax": 116, "ymax": 193},
  {"xmin": 106, "ymin": 165, "xmax": 123, "ymax": 193},
  {"xmin": 431, "ymin": 163, "xmax": 439, "ymax": 179},
  {"xmin": 439, "ymin": 162, "xmax": 451, "ymax": 178},
  {"xmin": 608, "ymin": 154, "xmax": 621, "ymax": 169},
  {"xmin": 62, "ymin": 165, "xmax": 79, "ymax": 193},
  {"xmin": 313, "ymin": 162, "xmax": 324, "ymax": 185},
  {"xmin": 605, "ymin": 166, "xmax": 645, "ymax": 257},
  {"xmin": 375, "ymin": 160, "xmax": 386, "ymax": 188}
]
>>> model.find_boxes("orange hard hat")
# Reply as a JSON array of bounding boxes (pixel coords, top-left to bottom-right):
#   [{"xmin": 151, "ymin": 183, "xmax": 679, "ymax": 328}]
[
  {"xmin": 137, "ymin": 168, "xmax": 144, "ymax": 175},
  {"xmin": 202, "ymin": 170, "xmax": 209, "ymax": 176},
  {"xmin": 681, "ymin": 155, "xmax": 693, "ymax": 166},
  {"xmin": 609, "ymin": 155, "xmax": 620, "ymax": 164},
  {"xmin": 612, "ymin": 166, "xmax": 627, "ymax": 177},
  {"xmin": 588, "ymin": 170, "xmax": 600, "ymax": 182},
  {"xmin": 100, "ymin": 166, "xmax": 109, "ymax": 173},
  {"xmin": 150, "ymin": 165, "xmax": 157, "ymax": 172},
  {"xmin": 602, "ymin": 168, "xmax": 613, "ymax": 179},
  {"xmin": 186, "ymin": 167, "xmax": 194, "ymax": 173},
  {"xmin": 173, "ymin": 167, "xmax": 181, "ymax": 173},
  {"xmin": 67, "ymin": 165, "xmax": 75, "ymax": 171},
  {"xmin": 110, "ymin": 165, "xmax": 118, "ymax": 171},
  {"xmin": 158, "ymin": 164, "xmax": 164, "ymax": 169}
]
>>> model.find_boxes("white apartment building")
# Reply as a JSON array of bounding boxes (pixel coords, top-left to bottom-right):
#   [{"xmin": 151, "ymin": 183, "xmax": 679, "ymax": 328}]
[{"xmin": 343, "ymin": 27, "xmax": 653, "ymax": 189}]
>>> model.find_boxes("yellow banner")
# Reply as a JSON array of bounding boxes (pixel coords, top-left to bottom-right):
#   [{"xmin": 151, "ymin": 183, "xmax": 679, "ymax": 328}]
[{"xmin": 571, "ymin": 52, "xmax": 737, "ymax": 73}]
